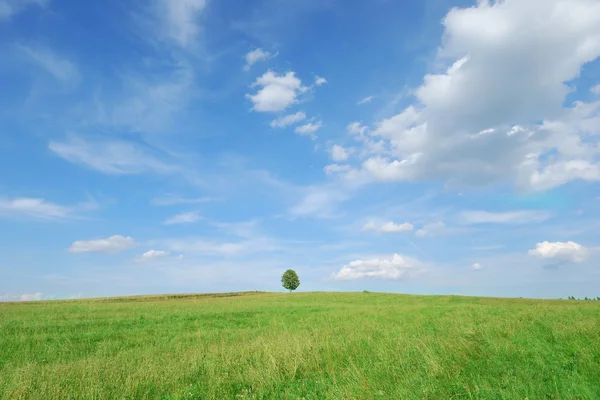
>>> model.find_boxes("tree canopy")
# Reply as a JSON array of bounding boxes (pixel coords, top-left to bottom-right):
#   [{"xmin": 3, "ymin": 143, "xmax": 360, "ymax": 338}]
[{"xmin": 281, "ymin": 269, "xmax": 300, "ymax": 292}]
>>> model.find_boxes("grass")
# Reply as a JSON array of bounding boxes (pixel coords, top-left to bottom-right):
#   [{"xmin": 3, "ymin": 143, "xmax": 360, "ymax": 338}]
[{"xmin": 1, "ymin": 292, "xmax": 599, "ymax": 399}]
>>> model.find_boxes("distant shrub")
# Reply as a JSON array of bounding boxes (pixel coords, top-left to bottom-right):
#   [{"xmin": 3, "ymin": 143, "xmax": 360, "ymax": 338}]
[{"xmin": 363, "ymin": 290, "xmax": 370, "ymax": 293}]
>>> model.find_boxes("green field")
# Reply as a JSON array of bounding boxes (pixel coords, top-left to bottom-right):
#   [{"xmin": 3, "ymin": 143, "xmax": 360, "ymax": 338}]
[{"xmin": 1, "ymin": 292, "xmax": 599, "ymax": 399}]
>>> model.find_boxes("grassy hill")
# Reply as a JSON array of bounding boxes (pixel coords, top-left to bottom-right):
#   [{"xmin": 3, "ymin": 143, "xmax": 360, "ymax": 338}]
[{"xmin": 1, "ymin": 292, "xmax": 599, "ymax": 399}]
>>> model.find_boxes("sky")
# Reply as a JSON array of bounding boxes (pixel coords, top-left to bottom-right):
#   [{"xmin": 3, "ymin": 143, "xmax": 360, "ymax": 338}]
[{"xmin": 1, "ymin": 0, "xmax": 600, "ymax": 301}]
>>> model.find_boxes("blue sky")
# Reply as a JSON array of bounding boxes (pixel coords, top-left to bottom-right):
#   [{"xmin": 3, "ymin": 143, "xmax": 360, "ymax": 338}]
[{"xmin": 1, "ymin": 0, "xmax": 600, "ymax": 301}]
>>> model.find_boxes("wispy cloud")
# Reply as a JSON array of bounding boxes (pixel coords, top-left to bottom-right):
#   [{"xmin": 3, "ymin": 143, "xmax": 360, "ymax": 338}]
[
  {"xmin": 462, "ymin": 210, "xmax": 552, "ymax": 225},
  {"xmin": 162, "ymin": 236, "xmax": 281, "ymax": 257},
  {"xmin": 0, "ymin": 196, "xmax": 96, "ymax": 220},
  {"xmin": 49, "ymin": 135, "xmax": 175, "ymax": 175},
  {"xmin": 17, "ymin": 44, "xmax": 80, "ymax": 84},
  {"xmin": 0, "ymin": 0, "xmax": 48, "ymax": 21},
  {"xmin": 68, "ymin": 235, "xmax": 137, "ymax": 254},
  {"xmin": 165, "ymin": 212, "xmax": 201, "ymax": 225},
  {"xmin": 151, "ymin": 196, "xmax": 212, "ymax": 206},
  {"xmin": 0, "ymin": 197, "xmax": 70, "ymax": 219},
  {"xmin": 415, "ymin": 221, "xmax": 446, "ymax": 237},
  {"xmin": 357, "ymin": 95, "xmax": 374, "ymax": 105},
  {"xmin": 0, "ymin": 292, "xmax": 45, "ymax": 302},
  {"xmin": 152, "ymin": 0, "xmax": 207, "ymax": 49},
  {"xmin": 363, "ymin": 220, "xmax": 414, "ymax": 233},
  {"xmin": 270, "ymin": 111, "xmax": 306, "ymax": 128},
  {"xmin": 96, "ymin": 61, "xmax": 195, "ymax": 134},
  {"xmin": 290, "ymin": 185, "xmax": 348, "ymax": 218},
  {"xmin": 134, "ymin": 249, "xmax": 170, "ymax": 262}
]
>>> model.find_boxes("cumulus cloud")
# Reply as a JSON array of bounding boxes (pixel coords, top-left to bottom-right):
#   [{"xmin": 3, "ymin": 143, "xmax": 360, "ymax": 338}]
[
  {"xmin": 591, "ymin": 84, "xmax": 600, "ymax": 94},
  {"xmin": 461, "ymin": 210, "xmax": 552, "ymax": 224},
  {"xmin": 329, "ymin": 145, "xmax": 352, "ymax": 162},
  {"xmin": 343, "ymin": 0, "xmax": 600, "ymax": 190},
  {"xmin": 68, "ymin": 235, "xmax": 137, "ymax": 254},
  {"xmin": 244, "ymin": 48, "xmax": 274, "ymax": 70},
  {"xmin": 135, "ymin": 249, "xmax": 170, "ymax": 262},
  {"xmin": 165, "ymin": 212, "xmax": 201, "ymax": 225},
  {"xmin": 295, "ymin": 121, "xmax": 322, "ymax": 138},
  {"xmin": 334, "ymin": 253, "xmax": 422, "ymax": 280},
  {"xmin": 471, "ymin": 262, "xmax": 483, "ymax": 271},
  {"xmin": 363, "ymin": 221, "xmax": 414, "ymax": 233},
  {"xmin": 246, "ymin": 71, "xmax": 308, "ymax": 112},
  {"xmin": 528, "ymin": 241, "xmax": 589, "ymax": 263},
  {"xmin": 270, "ymin": 111, "xmax": 306, "ymax": 128}
]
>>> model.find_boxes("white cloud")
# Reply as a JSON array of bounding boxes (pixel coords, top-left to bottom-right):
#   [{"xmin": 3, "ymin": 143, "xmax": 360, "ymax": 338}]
[
  {"xmin": 0, "ymin": 292, "xmax": 44, "ymax": 302},
  {"xmin": 290, "ymin": 186, "xmax": 347, "ymax": 218},
  {"xmin": 357, "ymin": 96, "xmax": 374, "ymax": 105},
  {"xmin": 528, "ymin": 241, "xmax": 589, "ymax": 263},
  {"xmin": 68, "ymin": 235, "xmax": 137, "ymax": 254},
  {"xmin": 471, "ymin": 262, "xmax": 483, "ymax": 271},
  {"xmin": 348, "ymin": 0, "xmax": 600, "ymax": 190},
  {"xmin": 244, "ymin": 48, "xmax": 274, "ymax": 71},
  {"xmin": 105, "ymin": 62, "xmax": 195, "ymax": 134},
  {"xmin": 19, "ymin": 292, "xmax": 43, "ymax": 301},
  {"xmin": 461, "ymin": 210, "xmax": 552, "ymax": 224},
  {"xmin": 526, "ymin": 160, "xmax": 600, "ymax": 191},
  {"xmin": 17, "ymin": 44, "xmax": 80, "ymax": 84},
  {"xmin": 334, "ymin": 253, "xmax": 421, "ymax": 280},
  {"xmin": 136, "ymin": 249, "xmax": 170, "ymax": 262},
  {"xmin": 246, "ymin": 70, "xmax": 307, "ymax": 112},
  {"xmin": 362, "ymin": 221, "xmax": 414, "ymax": 233},
  {"xmin": 329, "ymin": 145, "xmax": 352, "ymax": 162},
  {"xmin": 49, "ymin": 135, "xmax": 174, "ymax": 175},
  {"xmin": 270, "ymin": 111, "xmax": 306, "ymax": 128},
  {"xmin": 163, "ymin": 237, "xmax": 279, "ymax": 256},
  {"xmin": 157, "ymin": 0, "xmax": 206, "ymax": 48},
  {"xmin": 590, "ymin": 84, "xmax": 600, "ymax": 94},
  {"xmin": 0, "ymin": 197, "xmax": 71, "ymax": 219},
  {"xmin": 295, "ymin": 121, "xmax": 322, "ymax": 137},
  {"xmin": 415, "ymin": 221, "xmax": 446, "ymax": 237},
  {"xmin": 314, "ymin": 76, "xmax": 327, "ymax": 86},
  {"xmin": 151, "ymin": 196, "xmax": 212, "ymax": 206},
  {"xmin": 0, "ymin": 0, "xmax": 47, "ymax": 20},
  {"xmin": 165, "ymin": 212, "xmax": 201, "ymax": 225},
  {"xmin": 324, "ymin": 164, "xmax": 352, "ymax": 175}
]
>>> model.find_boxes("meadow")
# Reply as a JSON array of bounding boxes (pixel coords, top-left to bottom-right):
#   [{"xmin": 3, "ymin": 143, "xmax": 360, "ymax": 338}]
[{"xmin": 1, "ymin": 291, "xmax": 599, "ymax": 399}]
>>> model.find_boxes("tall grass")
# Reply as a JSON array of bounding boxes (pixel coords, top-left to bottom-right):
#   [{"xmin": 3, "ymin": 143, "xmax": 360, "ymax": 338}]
[{"xmin": 1, "ymin": 292, "xmax": 599, "ymax": 399}]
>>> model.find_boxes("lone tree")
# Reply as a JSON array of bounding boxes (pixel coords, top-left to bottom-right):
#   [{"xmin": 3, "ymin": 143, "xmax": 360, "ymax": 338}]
[{"xmin": 281, "ymin": 269, "xmax": 300, "ymax": 292}]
